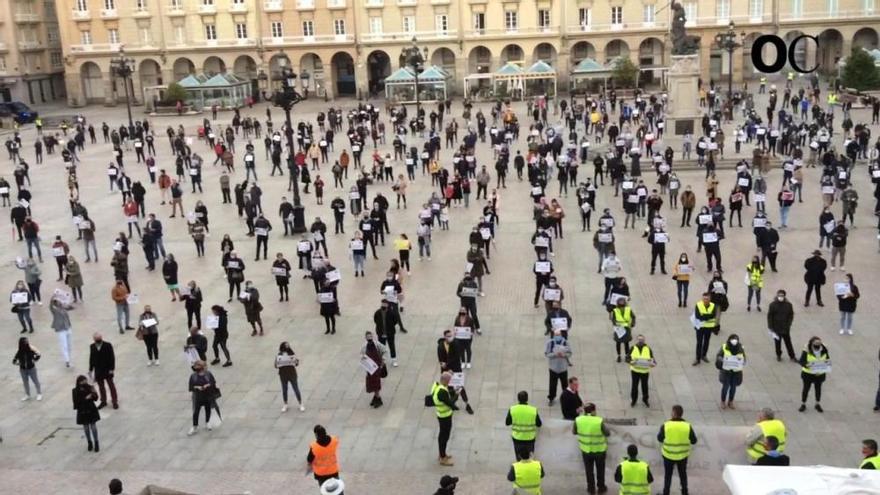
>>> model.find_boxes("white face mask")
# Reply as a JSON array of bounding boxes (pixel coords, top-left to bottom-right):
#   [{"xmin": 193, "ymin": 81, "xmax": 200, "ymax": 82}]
[
  {"xmin": 729, "ymin": 339, "xmax": 739, "ymax": 346},
  {"xmin": 777, "ymin": 296, "xmax": 785, "ymax": 301}
]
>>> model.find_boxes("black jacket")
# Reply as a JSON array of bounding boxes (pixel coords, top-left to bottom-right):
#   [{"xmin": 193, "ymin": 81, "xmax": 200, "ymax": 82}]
[
  {"xmin": 88, "ymin": 342, "xmax": 116, "ymax": 378},
  {"xmin": 373, "ymin": 307, "xmax": 402, "ymax": 337},
  {"xmin": 766, "ymin": 299, "xmax": 795, "ymax": 334},
  {"xmin": 437, "ymin": 338, "xmax": 464, "ymax": 372},
  {"xmin": 803, "ymin": 256, "xmax": 827, "ymax": 284}
]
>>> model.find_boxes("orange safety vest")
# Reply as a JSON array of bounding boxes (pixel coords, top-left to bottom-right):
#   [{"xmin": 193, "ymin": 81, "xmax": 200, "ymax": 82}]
[{"xmin": 310, "ymin": 436, "xmax": 340, "ymax": 476}]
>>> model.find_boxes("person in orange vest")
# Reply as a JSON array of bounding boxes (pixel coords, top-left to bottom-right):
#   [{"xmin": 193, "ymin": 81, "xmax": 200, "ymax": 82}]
[{"xmin": 307, "ymin": 425, "xmax": 340, "ymax": 487}]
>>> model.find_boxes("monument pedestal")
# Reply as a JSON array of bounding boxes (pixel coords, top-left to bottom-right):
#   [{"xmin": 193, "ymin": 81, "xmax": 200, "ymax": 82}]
[{"xmin": 666, "ymin": 54, "xmax": 701, "ymax": 136}]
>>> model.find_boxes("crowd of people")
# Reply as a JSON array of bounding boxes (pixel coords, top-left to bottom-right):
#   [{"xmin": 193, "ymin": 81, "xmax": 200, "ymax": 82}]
[{"xmin": 5, "ymin": 73, "xmax": 880, "ymax": 494}]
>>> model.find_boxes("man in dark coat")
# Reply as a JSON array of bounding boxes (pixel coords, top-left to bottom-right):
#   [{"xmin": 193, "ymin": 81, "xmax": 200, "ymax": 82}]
[
  {"xmin": 803, "ymin": 250, "xmax": 827, "ymax": 307},
  {"xmin": 767, "ymin": 289, "xmax": 796, "ymax": 361},
  {"xmin": 88, "ymin": 333, "xmax": 118, "ymax": 409},
  {"xmin": 374, "ymin": 300, "xmax": 402, "ymax": 367}
]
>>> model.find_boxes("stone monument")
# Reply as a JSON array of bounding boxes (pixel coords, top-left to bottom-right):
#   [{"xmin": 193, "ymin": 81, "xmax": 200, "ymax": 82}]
[{"xmin": 666, "ymin": 3, "xmax": 702, "ymax": 136}]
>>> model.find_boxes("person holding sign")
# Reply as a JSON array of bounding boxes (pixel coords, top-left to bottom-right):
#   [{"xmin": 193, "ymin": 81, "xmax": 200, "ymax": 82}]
[
  {"xmin": 672, "ymin": 254, "xmax": 693, "ymax": 307},
  {"xmin": 531, "ymin": 228, "xmax": 553, "ymax": 259},
  {"xmin": 692, "ymin": 293, "xmax": 718, "ymax": 366},
  {"xmin": 10, "ymin": 280, "xmax": 34, "ymax": 333},
  {"xmin": 239, "ymin": 281, "xmax": 264, "ymax": 336},
  {"xmin": 540, "ymin": 276, "xmax": 564, "ymax": 313},
  {"xmin": 208, "ymin": 305, "xmax": 232, "ymax": 366},
  {"xmin": 544, "ymin": 301, "xmax": 572, "ymax": 339},
  {"xmin": 271, "ymin": 253, "xmax": 292, "ymax": 301},
  {"xmin": 361, "ymin": 332, "xmax": 387, "ymax": 408},
  {"xmin": 647, "ymin": 228, "xmax": 668, "ymax": 275},
  {"xmin": 452, "ymin": 309, "xmax": 476, "ymax": 368},
  {"xmin": 777, "ymin": 185, "xmax": 795, "ymax": 228},
  {"xmin": 374, "ymin": 301, "xmax": 403, "ymax": 367},
  {"xmin": 745, "ymin": 256, "xmax": 765, "ymax": 312},
  {"xmin": 545, "ymin": 329, "xmax": 572, "ymax": 406},
  {"xmin": 716, "ymin": 334, "xmax": 746, "ymax": 409},
  {"xmin": 700, "ymin": 223, "xmax": 722, "ymax": 272},
  {"xmin": 137, "ymin": 306, "xmax": 161, "ymax": 366},
  {"xmin": 253, "ymin": 214, "xmax": 273, "ymax": 261},
  {"xmin": 610, "ymin": 297, "xmax": 635, "ymax": 363},
  {"xmin": 456, "ymin": 274, "xmax": 482, "ymax": 334},
  {"xmin": 629, "ymin": 334, "xmax": 655, "ymax": 407},
  {"xmin": 275, "ymin": 342, "xmax": 304, "ymax": 412},
  {"xmin": 185, "ymin": 326, "xmax": 208, "ymax": 364},
  {"xmin": 836, "ymin": 273, "xmax": 859, "ymax": 335},
  {"xmin": 818, "ymin": 207, "xmax": 835, "ymax": 249},
  {"xmin": 223, "ymin": 251, "xmax": 245, "ymax": 303},
  {"xmin": 798, "ymin": 336, "xmax": 830, "ymax": 412}
]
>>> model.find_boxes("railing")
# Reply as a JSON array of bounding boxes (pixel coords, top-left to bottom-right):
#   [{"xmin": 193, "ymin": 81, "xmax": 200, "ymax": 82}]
[
  {"xmin": 18, "ymin": 40, "xmax": 44, "ymax": 50},
  {"xmin": 262, "ymin": 34, "xmax": 354, "ymax": 45},
  {"xmin": 190, "ymin": 38, "xmax": 257, "ymax": 47},
  {"xmin": 71, "ymin": 9, "xmax": 91, "ymax": 20},
  {"xmin": 198, "ymin": 4, "xmax": 217, "ymax": 14},
  {"xmin": 0, "ymin": 42, "xmax": 8, "ymax": 51},
  {"xmin": 133, "ymin": 6, "xmax": 151, "ymax": 16},
  {"xmin": 360, "ymin": 29, "xmax": 456, "ymax": 41},
  {"xmin": 297, "ymin": 0, "xmax": 315, "ymax": 8},
  {"xmin": 167, "ymin": 3, "xmax": 186, "ymax": 14},
  {"xmin": 466, "ymin": 26, "xmax": 558, "ymax": 36},
  {"xmin": 229, "ymin": 2, "xmax": 248, "ymax": 12},
  {"xmin": 264, "ymin": 0, "xmax": 283, "ymax": 10},
  {"xmin": 567, "ymin": 21, "xmax": 669, "ymax": 32},
  {"xmin": 364, "ymin": 0, "xmax": 383, "ymax": 6},
  {"xmin": 100, "ymin": 8, "xmax": 119, "ymax": 18},
  {"xmin": 779, "ymin": 8, "xmax": 879, "ymax": 20},
  {"xmin": 13, "ymin": 13, "xmax": 40, "ymax": 22},
  {"xmin": 327, "ymin": 0, "xmax": 346, "ymax": 7}
]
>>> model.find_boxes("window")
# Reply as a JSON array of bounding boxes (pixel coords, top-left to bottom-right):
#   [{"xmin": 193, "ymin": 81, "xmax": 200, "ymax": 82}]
[
  {"xmin": 81, "ymin": 30, "xmax": 92, "ymax": 44},
  {"xmin": 864, "ymin": 0, "xmax": 875, "ymax": 13},
  {"xmin": 232, "ymin": 0, "xmax": 244, "ymax": 3},
  {"xmin": 204, "ymin": 24, "xmax": 217, "ymax": 40},
  {"xmin": 302, "ymin": 20, "xmax": 314, "ymax": 37},
  {"xmin": 47, "ymin": 30, "xmax": 58, "ymax": 43},
  {"xmin": 236, "ymin": 23, "xmax": 248, "ymax": 39},
  {"xmin": 435, "ymin": 14, "xmax": 448, "ymax": 33},
  {"xmin": 538, "ymin": 9, "xmax": 550, "ymax": 28},
  {"xmin": 75, "ymin": 0, "xmax": 87, "ymax": 11},
  {"xmin": 334, "ymin": 19, "xmax": 345, "ymax": 35},
  {"xmin": 170, "ymin": 0, "xmax": 182, "ymax": 7},
  {"xmin": 504, "ymin": 10, "xmax": 518, "ymax": 31},
  {"xmin": 51, "ymin": 52, "xmax": 63, "ymax": 67},
  {"xmin": 611, "ymin": 6, "xmax": 622, "ymax": 25},
  {"xmin": 827, "ymin": 0, "xmax": 839, "ymax": 13},
  {"xmin": 716, "ymin": 0, "xmax": 729, "ymax": 19},
  {"xmin": 140, "ymin": 27, "xmax": 151, "ymax": 44},
  {"xmin": 108, "ymin": 28, "xmax": 119, "ymax": 43},
  {"xmin": 271, "ymin": 21, "xmax": 283, "ymax": 37},
  {"xmin": 174, "ymin": 25, "xmax": 185, "ymax": 42},
  {"xmin": 684, "ymin": 2, "xmax": 697, "ymax": 25},
  {"xmin": 136, "ymin": 0, "xmax": 147, "ymax": 10},
  {"xmin": 369, "ymin": 16, "xmax": 382, "ymax": 33},
  {"xmin": 104, "ymin": 0, "xmax": 115, "ymax": 9},
  {"xmin": 748, "ymin": 0, "xmax": 763, "ymax": 18},
  {"xmin": 402, "ymin": 15, "xmax": 415, "ymax": 33},
  {"xmin": 790, "ymin": 0, "xmax": 802, "ymax": 16},
  {"xmin": 643, "ymin": 4, "xmax": 655, "ymax": 23},
  {"xmin": 472, "ymin": 12, "xmax": 485, "ymax": 32},
  {"xmin": 578, "ymin": 8, "xmax": 591, "ymax": 28},
  {"xmin": 202, "ymin": 0, "xmax": 213, "ymax": 5},
  {"xmin": 0, "ymin": 57, "xmax": 6, "ymax": 71}
]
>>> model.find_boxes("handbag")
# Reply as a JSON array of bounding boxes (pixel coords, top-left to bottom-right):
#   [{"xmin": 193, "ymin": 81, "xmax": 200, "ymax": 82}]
[
  {"xmin": 135, "ymin": 327, "xmax": 145, "ymax": 340},
  {"xmin": 380, "ymin": 364, "xmax": 388, "ymax": 378},
  {"xmin": 211, "ymin": 387, "xmax": 222, "ymax": 400},
  {"xmin": 10, "ymin": 306, "xmax": 19, "ymax": 313}
]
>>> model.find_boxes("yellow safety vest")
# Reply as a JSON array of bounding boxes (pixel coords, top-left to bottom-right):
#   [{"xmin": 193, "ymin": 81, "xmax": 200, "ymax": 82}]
[
  {"xmin": 760, "ymin": 77, "xmax": 767, "ymax": 84},
  {"xmin": 575, "ymin": 415, "xmax": 607, "ymax": 454},
  {"xmin": 661, "ymin": 420, "xmax": 693, "ymax": 461},
  {"xmin": 860, "ymin": 454, "xmax": 880, "ymax": 469},
  {"xmin": 613, "ymin": 306, "xmax": 632, "ymax": 328},
  {"xmin": 510, "ymin": 404, "xmax": 538, "ymax": 441},
  {"xmin": 722, "ymin": 345, "xmax": 745, "ymax": 371},
  {"xmin": 432, "ymin": 382, "xmax": 452, "ymax": 418},
  {"xmin": 629, "ymin": 345, "xmax": 653, "ymax": 374},
  {"xmin": 787, "ymin": 72, "xmax": 794, "ymax": 81},
  {"xmin": 512, "ymin": 459, "xmax": 543, "ymax": 494},
  {"xmin": 746, "ymin": 419, "xmax": 786, "ymax": 460},
  {"xmin": 619, "ymin": 459, "xmax": 650, "ymax": 495},
  {"xmin": 801, "ymin": 350, "xmax": 829, "ymax": 375},
  {"xmin": 695, "ymin": 301, "xmax": 717, "ymax": 328},
  {"xmin": 746, "ymin": 263, "xmax": 764, "ymax": 288}
]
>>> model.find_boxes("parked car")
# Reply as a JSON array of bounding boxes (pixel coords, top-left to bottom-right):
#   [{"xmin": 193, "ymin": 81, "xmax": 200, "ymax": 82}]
[{"xmin": 0, "ymin": 102, "xmax": 38, "ymax": 123}]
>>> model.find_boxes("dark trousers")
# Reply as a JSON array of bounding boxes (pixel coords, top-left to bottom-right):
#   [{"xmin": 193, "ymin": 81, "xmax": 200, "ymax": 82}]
[
  {"xmin": 548, "ymin": 369, "xmax": 568, "ymax": 400},
  {"xmin": 662, "ymin": 456, "xmax": 689, "ymax": 495},
  {"xmin": 630, "ymin": 371, "xmax": 649, "ymax": 404},
  {"xmin": 582, "ymin": 452, "xmax": 607, "ymax": 492},
  {"xmin": 695, "ymin": 328, "xmax": 712, "ymax": 360},
  {"xmin": 193, "ymin": 399, "xmax": 212, "ymax": 426},
  {"xmin": 213, "ymin": 335, "xmax": 231, "ymax": 361},
  {"xmin": 676, "ymin": 281, "xmax": 689, "ymax": 306},
  {"xmin": 704, "ymin": 247, "xmax": 721, "ymax": 271},
  {"xmin": 96, "ymin": 376, "xmax": 118, "ymax": 405},
  {"xmin": 805, "ymin": 282, "xmax": 823, "ymax": 304},
  {"xmin": 681, "ymin": 207, "xmax": 693, "ymax": 226},
  {"xmin": 256, "ymin": 236, "xmax": 268, "ymax": 259},
  {"xmin": 461, "ymin": 299, "xmax": 481, "ymax": 329},
  {"xmin": 378, "ymin": 333, "xmax": 397, "ymax": 359},
  {"xmin": 513, "ymin": 439, "xmax": 535, "ymax": 461},
  {"xmin": 144, "ymin": 333, "xmax": 159, "ymax": 360},
  {"xmin": 801, "ymin": 372, "xmax": 823, "ymax": 403},
  {"xmin": 186, "ymin": 307, "xmax": 201, "ymax": 329},
  {"xmin": 774, "ymin": 332, "xmax": 795, "ymax": 359},
  {"xmin": 438, "ymin": 416, "xmax": 452, "ymax": 457}
]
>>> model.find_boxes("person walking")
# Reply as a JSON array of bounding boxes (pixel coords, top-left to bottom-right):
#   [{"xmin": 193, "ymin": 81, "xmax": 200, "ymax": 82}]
[
  {"xmin": 545, "ymin": 329, "xmax": 572, "ymax": 406},
  {"xmin": 361, "ymin": 331, "xmax": 387, "ymax": 408},
  {"xmin": 692, "ymin": 292, "xmax": 718, "ymax": 365},
  {"xmin": 437, "ymin": 328, "xmax": 475, "ymax": 414},
  {"xmin": 88, "ymin": 333, "xmax": 118, "ymax": 409},
  {"xmin": 506, "ymin": 391, "xmax": 542, "ymax": 461},
  {"xmin": 803, "ymin": 250, "xmax": 827, "ymax": 307},
  {"xmin": 657, "ymin": 405, "xmax": 697, "ymax": 495},
  {"xmin": 717, "ymin": 334, "xmax": 746, "ymax": 409},
  {"xmin": 767, "ymin": 289, "xmax": 796, "ymax": 361},
  {"xmin": 208, "ymin": 305, "xmax": 232, "ymax": 367},
  {"xmin": 615, "ymin": 444, "xmax": 653, "ymax": 495},
  {"xmin": 187, "ymin": 360, "xmax": 217, "ymax": 435},
  {"xmin": 629, "ymin": 334, "xmax": 656, "ymax": 407},
  {"xmin": 672, "ymin": 253, "xmax": 693, "ymax": 307},
  {"xmin": 307, "ymin": 425, "xmax": 340, "ymax": 487},
  {"xmin": 72, "ymin": 375, "xmax": 101, "ymax": 452},
  {"xmin": 276, "ymin": 342, "xmax": 305, "ymax": 412},
  {"xmin": 110, "ymin": 280, "xmax": 132, "ymax": 335},
  {"xmin": 837, "ymin": 273, "xmax": 859, "ymax": 335},
  {"xmin": 799, "ymin": 336, "xmax": 830, "ymax": 412},
  {"xmin": 745, "ymin": 255, "xmax": 765, "ymax": 312},
  {"xmin": 13, "ymin": 336, "xmax": 41, "ymax": 401},
  {"xmin": 137, "ymin": 305, "xmax": 160, "ymax": 366},
  {"xmin": 240, "ymin": 280, "xmax": 264, "ymax": 336},
  {"xmin": 49, "ymin": 296, "xmax": 74, "ymax": 367},
  {"xmin": 431, "ymin": 372, "xmax": 459, "ymax": 466},
  {"xmin": 18, "ymin": 257, "xmax": 41, "ymax": 305},
  {"xmin": 507, "ymin": 450, "xmax": 544, "ymax": 494},
  {"xmin": 746, "ymin": 407, "xmax": 787, "ymax": 463},
  {"xmin": 573, "ymin": 403, "xmax": 610, "ymax": 494},
  {"xmin": 10, "ymin": 280, "xmax": 34, "ymax": 333},
  {"xmin": 374, "ymin": 300, "xmax": 402, "ymax": 367}
]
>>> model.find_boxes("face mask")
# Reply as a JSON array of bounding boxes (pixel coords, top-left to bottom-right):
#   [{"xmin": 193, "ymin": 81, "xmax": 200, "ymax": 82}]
[
  {"xmin": 367, "ymin": 337, "xmax": 374, "ymax": 343},
  {"xmin": 812, "ymin": 345, "xmax": 822, "ymax": 353},
  {"xmin": 777, "ymin": 296, "xmax": 785, "ymax": 301},
  {"xmin": 680, "ymin": 257, "xmax": 687, "ymax": 262},
  {"xmin": 445, "ymin": 336, "xmax": 454, "ymax": 343},
  {"xmin": 730, "ymin": 339, "xmax": 739, "ymax": 346}
]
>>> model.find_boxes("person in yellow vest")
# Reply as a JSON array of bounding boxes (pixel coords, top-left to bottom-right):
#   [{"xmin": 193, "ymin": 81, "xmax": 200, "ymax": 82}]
[
  {"xmin": 860, "ymin": 439, "xmax": 879, "ymax": 469},
  {"xmin": 759, "ymin": 77, "xmax": 767, "ymax": 94},
  {"xmin": 573, "ymin": 402, "xmax": 610, "ymax": 494},
  {"xmin": 798, "ymin": 336, "xmax": 830, "ymax": 412},
  {"xmin": 745, "ymin": 407, "xmax": 787, "ymax": 462},
  {"xmin": 692, "ymin": 293, "xmax": 717, "ymax": 366},
  {"xmin": 629, "ymin": 334, "xmax": 655, "ymax": 407},
  {"xmin": 506, "ymin": 390, "xmax": 543, "ymax": 461},
  {"xmin": 507, "ymin": 450, "xmax": 545, "ymax": 494},
  {"xmin": 657, "ymin": 405, "xmax": 698, "ymax": 495},
  {"xmin": 615, "ymin": 444, "xmax": 653, "ymax": 495},
  {"xmin": 745, "ymin": 256, "xmax": 764, "ymax": 312},
  {"xmin": 610, "ymin": 297, "xmax": 636, "ymax": 363},
  {"xmin": 432, "ymin": 372, "xmax": 459, "ymax": 466},
  {"xmin": 307, "ymin": 425, "xmax": 340, "ymax": 487}
]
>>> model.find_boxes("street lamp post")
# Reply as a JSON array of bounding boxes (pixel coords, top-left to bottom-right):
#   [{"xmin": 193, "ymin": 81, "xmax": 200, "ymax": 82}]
[
  {"xmin": 271, "ymin": 58, "xmax": 306, "ymax": 233},
  {"xmin": 111, "ymin": 47, "xmax": 135, "ymax": 135},
  {"xmin": 400, "ymin": 37, "xmax": 429, "ymax": 116},
  {"xmin": 714, "ymin": 21, "xmax": 744, "ymax": 102}
]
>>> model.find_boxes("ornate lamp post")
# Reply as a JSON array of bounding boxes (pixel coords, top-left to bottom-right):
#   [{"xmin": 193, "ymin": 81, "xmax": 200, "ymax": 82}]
[
  {"xmin": 271, "ymin": 57, "xmax": 306, "ymax": 233},
  {"xmin": 400, "ymin": 37, "xmax": 429, "ymax": 115},
  {"xmin": 110, "ymin": 46, "xmax": 135, "ymax": 134},
  {"xmin": 713, "ymin": 21, "xmax": 745, "ymax": 101}
]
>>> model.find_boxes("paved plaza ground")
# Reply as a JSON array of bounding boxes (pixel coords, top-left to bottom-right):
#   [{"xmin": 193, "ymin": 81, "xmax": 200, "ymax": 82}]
[{"xmin": 1, "ymin": 87, "xmax": 880, "ymax": 494}]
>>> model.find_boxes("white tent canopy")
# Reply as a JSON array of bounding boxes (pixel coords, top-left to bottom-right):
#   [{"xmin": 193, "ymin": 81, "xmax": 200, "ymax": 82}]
[{"xmin": 723, "ymin": 464, "xmax": 880, "ymax": 495}]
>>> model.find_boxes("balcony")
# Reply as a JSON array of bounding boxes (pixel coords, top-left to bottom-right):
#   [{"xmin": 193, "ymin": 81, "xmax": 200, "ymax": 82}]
[
  {"xmin": 262, "ymin": 34, "xmax": 354, "ymax": 45},
  {"xmin": 430, "ymin": 0, "xmax": 450, "ymax": 4},
  {"xmin": 397, "ymin": 0, "xmax": 416, "ymax": 5},
  {"xmin": 327, "ymin": 0, "xmax": 346, "ymax": 8},
  {"xmin": 71, "ymin": 9, "xmax": 92, "ymax": 20},
  {"xmin": 296, "ymin": 0, "xmax": 315, "ymax": 9},
  {"xmin": 0, "ymin": 42, "xmax": 8, "ymax": 52},
  {"xmin": 465, "ymin": 26, "xmax": 557, "ymax": 37},
  {"xmin": 69, "ymin": 42, "xmax": 122, "ymax": 52},
  {"xmin": 264, "ymin": 0, "xmax": 283, "ymax": 11},
  {"xmin": 133, "ymin": 7, "xmax": 152, "ymax": 17},
  {"xmin": 18, "ymin": 40, "xmax": 44, "ymax": 51},
  {"xmin": 14, "ymin": 13, "xmax": 41, "ymax": 23},
  {"xmin": 566, "ymin": 21, "xmax": 667, "ymax": 33},
  {"xmin": 198, "ymin": 4, "xmax": 217, "ymax": 14},
  {"xmin": 229, "ymin": 2, "xmax": 248, "ymax": 12},
  {"xmin": 168, "ymin": 3, "xmax": 186, "ymax": 15},
  {"xmin": 189, "ymin": 38, "xmax": 258, "ymax": 47},
  {"xmin": 360, "ymin": 29, "xmax": 456, "ymax": 42},
  {"xmin": 364, "ymin": 0, "xmax": 383, "ymax": 7},
  {"xmin": 778, "ymin": 9, "xmax": 874, "ymax": 21},
  {"xmin": 100, "ymin": 8, "xmax": 119, "ymax": 19}
]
